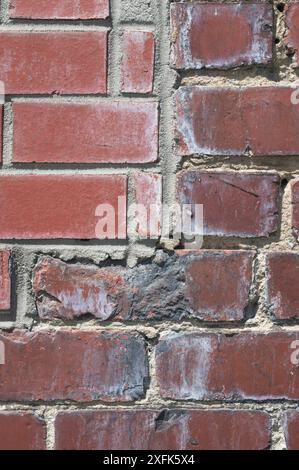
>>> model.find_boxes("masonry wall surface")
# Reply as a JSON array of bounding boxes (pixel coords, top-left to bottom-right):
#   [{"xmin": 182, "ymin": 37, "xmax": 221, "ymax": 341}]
[{"xmin": 1, "ymin": 0, "xmax": 299, "ymax": 451}]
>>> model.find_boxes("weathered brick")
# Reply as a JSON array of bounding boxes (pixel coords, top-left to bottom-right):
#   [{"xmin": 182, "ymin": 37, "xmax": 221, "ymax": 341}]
[
  {"xmin": 0, "ymin": 250, "xmax": 11, "ymax": 311},
  {"xmin": 0, "ymin": 174, "xmax": 126, "ymax": 239},
  {"xmin": 284, "ymin": 3, "xmax": 299, "ymax": 64},
  {"xmin": 0, "ymin": 413, "xmax": 46, "ymax": 450},
  {"xmin": 0, "ymin": 105, "xmax": 3, "ymax": 163},
  {"xmin": 284, "ymin": 411, "xmax": 299, "ymax": 450},
  {"xmin": 291, "ymin": 178, "xmax": 299, "ymax": 241},
  {"xmin": 176, "ymin": 87, "xmax": 299, "ymax": 156},
  {"xmin": 9, "ymin": 0, "xmax": 109, "ymax": 19},
  {"xmin": 266, "ymin": 252, "xmax": 299, "ymax": 320},
  {"xmin": 171, "ymin": 3, "xmax": 273, "ymax": 70},
  {"xmin": 176, "ymin": 170, "xmax": 280, "ymax": 237},
  {"xmin": 0, "ymin": 32, "xmax": 107, "ymax": 94},
  {"xmin": 133, "ymin": 172, "xmax": 162, "ymax": 238},
  {"xmin": 121, "ymin": 31, "xmax": 155, "ymax": 94},
  {"xmin": 12, "ymin": 101, "xmax": 158, "ymax": 163},
  {"xmin": 33, "ymin": 251, "xmax": 253, "ymax": 322},
  {"xmin": 156, "ymin": 332, "xmax": 299, "ymax": 400},
  {"xmin": 0, "ymin": 330, "xmax": 148, "ymax": 402},
  {"xmin": 55, "ymin": 409, "xmax": 270, "ymax": 450}
]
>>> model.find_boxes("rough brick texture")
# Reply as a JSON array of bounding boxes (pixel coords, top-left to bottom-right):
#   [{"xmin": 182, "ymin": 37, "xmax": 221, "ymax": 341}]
[
  {"xmin": 1, "ymin": 0, "xmax": 299, "ymax": 452},
  {"xmin": 0, "ymin": 413, "xmax": 46, "ymax": 450},
  {"xmin": 12, "ymin": 101, "xmax": 158, "ymax": 163},
  {"xmin": 284, "ymin": 411, "xmax": 299, "ymax": 450},
  {"xmin": 0, "ymin": 330, "xmax": 148, "ymax": 402},
  {"xmin": 55, "ymin": 409, "xmax": 270, "ymax": 450},
  {"xmin": 32, "ymin": 251, "xmax": 253, "ymax": 322},
  {"xmin": 156, "ymin": 332, "xmax": 299, "ymax": 401},
  {"xmin": 176, "ymin": 87, "xmax": 299, "ymax": 156},
  {"xmin": 291, "ymin": 178, "xmax": 299, "ymax": 240},
  {"xmin": 9, "ymin": 0, "xmax": 110, "ymax": 19},
  {"xmin": 0, "ymin": 175, "xmax": 126, "ymax": 239},
  {"xmin": 121, "ymin": 31, "xmax": 155, "ymax": 94},
  {"xmin": 285, "ymin": 3, "xmax": 299, "ymax": 64},
  {"xmin": 266, "ymin": 252, "xmax": 299, "ymax": 320},
  {"xmin": 176, "ymin": 171, "xmax": 280, "ymax": 237},
  {"xmin": 0, "ymin": 32, "xmax": 107, "ymax": 94},
  {"xmin": 0, "ymin": 250, "xmax": 11, "ymax": 311},
  {"xmin": 133, "ymin": 172, "xmax": 162, "ymax": 237},
  {"xmin": 171, "ymin": 3, "xmax": 273, "ymax": 70}
]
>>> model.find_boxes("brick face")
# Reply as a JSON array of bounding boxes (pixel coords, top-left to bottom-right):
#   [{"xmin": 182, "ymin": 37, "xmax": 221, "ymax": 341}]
[
  {"xmin": 0, "ymin": 32, "xmax": 107, "ymax": 94},
  {"xmin": 0, "ymin": 250, "xmax": 11, "ymax": 311},
  {"xmin": 0, "ymin": 175, "xmax": 126, "ymax": 239},
  {"xmin": 156, "ymin": 332, "xmax": 299, "ymax": 401},
  {"xmin": 284, "ymin": 411, "xmax": 299, "ymax": 450},
  {"xmin": 32, "ymin": 251, "xmax": 253, "ymax": 322},
  {"xmin": 171, "ymin": 3, "xmax": 273, "ymax": 70},
  {"xmin": 0, "ymin": 413, "xmax": 46, "ymax": 450},
  {"xmin": 55, "ymin": 410, "xmax": 270, "ymax": 450},
  {"xmin": 0, "ymin": 330, "xmax": 148, "ymax": 402},
  {"xmin": 175, "ymin": 87, "xmax": 299, "ymax": 156},
  {"xmin": 12, "ymin": 101, "xmax": 158, "ymax": 163},
  {"xmin": 176, "ymin": 171, "xmax": 280, "ymax": 237},
  {"xmin": 266, "ymin": 252, "xmax": 299, "ymax": 320},
  {"xmin": 121, "ymin": 31, "xmax": 155, "ymax": 94},
  {"xmin": 9, "ymin": 0, "xmax": 110, "ymax": 19}
]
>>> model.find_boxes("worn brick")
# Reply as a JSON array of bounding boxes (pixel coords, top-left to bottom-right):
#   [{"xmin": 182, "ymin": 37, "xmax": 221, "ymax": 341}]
[
  {"xmin": 176, "ymin": 170, "xmax": 280, "ymax": 237},
  {"xmin": 285, "ymin": 3, "xmax": 299, "ymax": 64},
  {"xmin": 0, "ymin": 413, "xmax": 46, "ymax": 450},
  {"xmin": 284, "ymin": 411, "xmax": 299, "ymax": 450},
  {"xmin": 133, "ymin": 172, "xmax": 162, "ymax": 238},
  {"xmin": 171, "ymin": 3, "xmax": 273, "ymax": 70},
  {"xmin": 0, "ymin": 330, "xmax": 148, "ymax": 402},
  {"xmin": 0, "ymin": 174, "xmax": 126, "ymax": 239},
  {"xmin": 9, "ymin": 0, "xmax": 109, "ymax": 19},
  {"xmin": 55, "ymin": 409, "xmax": 270, "ymax": 450},
  {"xmin": 0, "ymin": 32, "xmax": 107, "ymax": 94},
  {"xmin": 176, "ymin": 87, "xmax": 299, "ymax": 156},
  {"xmin": 12, "ymin": 101, "xmax": 158, "ymax": 163},
  {"xmin": 156, "ymin": 332, "xmax": 299, "ymax": 400},
  {"xmin": 0, "ymin": 250, "xmax": 11, "ymax": 311},
  {"xmin": 33, "ymin": 251, "xmax": 253, "ymax": 322},
  {"xmin": 266, "ymin": 252, "xmax": 299, "ymax": 321},
  {"xmin": 121, "ymin": 31, "xmax": 155, "ymax": 94}
]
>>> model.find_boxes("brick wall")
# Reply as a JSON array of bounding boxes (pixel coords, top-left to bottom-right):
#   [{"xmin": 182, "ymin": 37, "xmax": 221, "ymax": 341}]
[{"xmin": 0, "ymin": 0, "xmax": 299, "ymax": 451}]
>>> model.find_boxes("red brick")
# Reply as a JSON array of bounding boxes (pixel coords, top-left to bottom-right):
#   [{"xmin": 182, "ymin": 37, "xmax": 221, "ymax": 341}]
[
  {"xmin": 156, "ymin": 332, "xmax": 299, "ymax": 400},
  {"xmin": 0, "ymin": 330, "xmax": 148, "ymax": 402},
  {"xmin": 0, "ymin": 32, "xmax": 107, "ymax": 94},
  {"xmin": 121, "ymin": 31, "xmax": 155, "ymax": 94},
  {"xmin": 266, "ymin": 252, "xmax": 299, "ymax": 320},
  {"xmin": 33, "ymin": 255, "xmax": 128, "ymax": 321},
  {"xmin": 13, "ymin": 101, "xmax": 158, "ymax": 163},
  {"xmin": 32, "ymin": 251, "xmax": 253, "ymax": 322},
  {"xmin": 0, "ymin": 250, "xmax": 11, "ymax": 311},
  {"xmin": 176, "ymin": 170, "xmax": 280, "ymax": 237},
  {"xmin": 9, "ymin": 0, "xmax": 109, "ymax": 19},
  {"xmin": 176, "ymin": 87, "xmax": 299, "ymax": 156},
  {"xmin": 0, "ymin": 413, "xmax": 46, "ymax": 450},
  {"xmin": 284, "ymin": 4, "xmax": 299, "ymax": 64},
  {"xmin": 182, "ymin": 250, "xmax": 254, "ymax": 322},
  {"xmin": 0, "ymin": 174, "xmax": 126, "ymax": 239},
  {"xmin": 55, "ymin": 409, "xmax": 270, "ymax": 450},
  {"xmin": 133, "ymin": 172, "xmax": 162, "ymax": 238},
  {"xmin": 0, "ymin": 105, "xmax": 3, "ymax": 163},
  {"xmin": 171, "ymin": 3, "xmax": 273, "ymax": 70},
  {"xmin": 291, "ymin": 179, "xmax": 299, "ymax": 240},
  {"xmin": 284, "ymin": 411, "xmax": 299, "ymax": 450}
]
